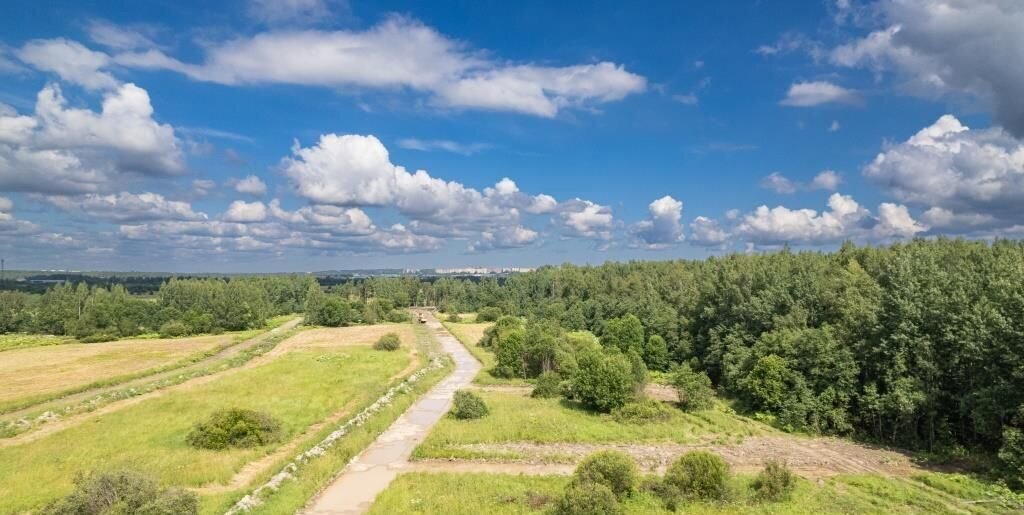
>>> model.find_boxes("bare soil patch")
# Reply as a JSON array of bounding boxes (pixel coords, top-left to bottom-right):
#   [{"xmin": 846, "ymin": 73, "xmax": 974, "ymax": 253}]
[{"xmin": 427, "ymin": 436, "xmax": 921, "ymax": 479}]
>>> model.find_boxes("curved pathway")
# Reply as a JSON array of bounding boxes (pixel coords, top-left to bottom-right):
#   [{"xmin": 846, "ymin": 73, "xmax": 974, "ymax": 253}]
[{"xmin": 301, "ymin": 311, "xmax": 480, "ymax": 515}]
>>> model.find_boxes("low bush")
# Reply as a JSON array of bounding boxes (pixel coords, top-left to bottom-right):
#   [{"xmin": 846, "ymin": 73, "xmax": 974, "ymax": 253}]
[
  {"xmin": 752, "ymin": 459, "xmax": 796, "ymax": 501},
  {"xmin": 450, "ymin": 390, "xmax": 489, "ymax": 420},
  {"xmin": 186, "ymin": 408, "xmax": 282, "ymax": 450},
  {"xmin": 999, "ymin": 427, "xmax": 1024, "ymax": 487},
  {"xmin": 553, "ymin": 481, "xmax": 622, "ymax": 515},
  {"xmin": 41, "ymin": 470, "xmax": 198, "ymax": 515},
  {"xmin": 531, "ymin": 371, "xmax": 562, "ymax": 398},
  {"xmin": 447, "ymin": 313, "xmax": 461, "ymax": 323},
  {"xmin": 385, "ymin": 310, "xmax": 411, "ymax": 323},
  {"xmin": 670, "ymin": 364, "xmax": 716, "ymax": 412},
  {"xmin": 158, "ymin": 320, "xmax": 189, "ymax": 338},
  {"xmin": 663, "ymin": 451, "xmax": 730, "ymax": 501},
  {"xmin": 477, "ymin": 307, "xmax": 502, "ymax": 322},
  {"xmin": 572, "ymin": 450, "xmax": 638, "ymax": 498},
  {"xmin": 373, "ymin": 332, "xmax": 402, "ymax": 351},
  {"xmin": 611, "ymin": 399, "xmax": 672, "ymax": 424},
  {"xmin": 567, "ymin": 350, "xmax": 636, "ymax": 413}
]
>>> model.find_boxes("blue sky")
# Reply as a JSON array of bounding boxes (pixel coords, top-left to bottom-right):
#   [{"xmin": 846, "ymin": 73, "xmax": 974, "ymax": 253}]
[{"xmin": 0, "ymin": 0, "xmax": 1022, "ymax": 272}]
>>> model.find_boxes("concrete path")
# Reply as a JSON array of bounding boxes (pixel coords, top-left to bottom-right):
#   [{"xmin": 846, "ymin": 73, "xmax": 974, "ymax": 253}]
[{"xmin": 301, "ymin": 311, "xmax": 481, "ymax": 515}]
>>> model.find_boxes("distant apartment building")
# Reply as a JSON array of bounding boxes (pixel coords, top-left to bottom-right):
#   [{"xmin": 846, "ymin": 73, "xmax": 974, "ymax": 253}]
[{"xmin": 432, "ymin": 267, "xmax": 535, "ymax": 275}]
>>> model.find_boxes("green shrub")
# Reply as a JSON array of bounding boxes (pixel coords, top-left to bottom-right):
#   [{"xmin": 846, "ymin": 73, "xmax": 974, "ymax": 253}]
[
  {"xmin": 41, "ymin": 470, "xmax": 198, "ymax": 515},
  {"xmin": 479, "ymin": 316, "xmax": 524, "ymax": 348},
  {"xmin": 493, "ymin": 329, "xmax": 526, "ymax": 378},
  {"xmin": 385, "ymin": 310, "xmax": 411, "ymax": 323},
  {"xmin": 999, "ymin": 427, "xmax": 1024, "ymax": 487},
  {"xmin": 670, "ymin": 364, "xmax": 716, "ymax": 411},
  {"xmin": 554, "ymin": 481, "xmax": 622, "ymax": 515},
  {"xmin": 373, "ymin": 332, "xmax": 402, "ymax": 351},
  {"xmin": 532, "ymin": 371, "xmax": 562, "ymax": 398},
  {"xmin": 186, "ymin": 408, "xmax": 282, "ymax": 450},
  {"xmin": 447, "ymin": 313, "xmax": 461, "ymax": 323},
  {"xmin": 78, "ymin": 332, "xmax": 117, "ymax": 343},
  {"xmin": 572, "ymin": 450, "xmax": 638, "ymax": 498},
  {"xmin": 639, "ymin": 477, "xmax": 683, "ymax": 511},
  {"xmin": 663, "ymin": 451, "xmax": 730, "ymax": 501},
  {"xmin": 567, "ymin": 350, "xmax": 636, "ymax": 413},
  {"xmin": 158, "ymin": 320, "xmax": 189, "ymax": 338},
  {"xmin": 752, "ymin": 459, "xmax": 796, "ymax": 501},
  {"xmin": 477, "ymin": 306, "xmax": 502, "ymax": 322},
  {"xmin": 451, "ymin": 390, "xmax": 489, "ymax": 419},
  {"xmin": 611, "ymin": 399, "xmax": 672, "ymax": 424}
]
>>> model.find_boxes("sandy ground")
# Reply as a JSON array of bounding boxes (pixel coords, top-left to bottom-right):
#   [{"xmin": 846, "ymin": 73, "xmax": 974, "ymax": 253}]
[
  {"xmin": 421, "ymin": 436, "xmax": 922, "ymax": 479},
  {"xmin": 0, "ymin": 333, "xmax": 237, "ymax": 405}
]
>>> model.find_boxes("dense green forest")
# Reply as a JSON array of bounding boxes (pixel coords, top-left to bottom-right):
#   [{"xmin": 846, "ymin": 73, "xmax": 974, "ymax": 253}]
[
  {"xmin": 0, "ymin": 276, "xmax": 315, "ymax": 340},
  {"xmin": 345, "ymin": 238, "xmax": 1024, "ymax": 484},
  {"xmin": 2, "ymin": 239, "xmax": 1023, "ymax": 484}
]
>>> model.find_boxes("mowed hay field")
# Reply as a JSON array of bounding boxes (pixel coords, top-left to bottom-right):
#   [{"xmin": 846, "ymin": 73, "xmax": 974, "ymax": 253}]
[
  {"xmin": 0, "ymin": 324, "xmax": 419, "ymax": 514},
  {"xmin": 0, "ymin": 333, "xmax": 239, "ymax": 410}
]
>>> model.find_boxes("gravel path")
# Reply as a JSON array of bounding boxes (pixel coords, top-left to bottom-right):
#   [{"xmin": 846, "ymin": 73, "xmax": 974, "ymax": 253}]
[{"xmin": 300, "ymin": 311, "xmax": 480, "ymax": 515}]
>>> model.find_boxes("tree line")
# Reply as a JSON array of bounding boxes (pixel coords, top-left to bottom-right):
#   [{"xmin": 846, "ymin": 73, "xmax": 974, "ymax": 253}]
[
  {"xmin": 363, "ymin": 239, "xmax": 1024, "ymax": 480},
  {"xmin": 0, "ymin": 276, "xmax": 316, "ymax": 341},
  {"xmin": 2, "ymin": 239, "xmax": 1022, "ymax": 481}
]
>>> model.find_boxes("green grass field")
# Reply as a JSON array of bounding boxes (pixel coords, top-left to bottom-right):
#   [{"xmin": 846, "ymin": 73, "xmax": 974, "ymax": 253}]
[
  {"xmin": 415, "ymin": 391, "xmax": 772, "ymax": 460},
  {"xmin": 0, "ymin": 343, "xmax": 412, "ymax": 513},
  {"xmin": 0, "ymin": 333, "xmax": 74, "ymax": 352},
  {"xmin": 369, "ymin": 471, "xmax": 1021, "ymax": 515}
]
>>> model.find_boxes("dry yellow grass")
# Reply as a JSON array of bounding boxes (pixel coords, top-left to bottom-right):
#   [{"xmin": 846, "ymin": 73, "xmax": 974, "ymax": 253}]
[
  {"xmin": 272, "ymin": 323, "xmax": 416, "ymax": 355},
  {"xmin": 446, "ymin": 322, "xmax": 491, "ymax": 347},
  {"xmin": 0, "ymin": 334, "xmax": 234, "ymax": 405}
]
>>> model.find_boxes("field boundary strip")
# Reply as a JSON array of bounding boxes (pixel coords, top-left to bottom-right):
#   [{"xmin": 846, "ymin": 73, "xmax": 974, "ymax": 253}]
[{"xmin": 0, "ymin": 318, "xmax": 302, "ymax": 443}]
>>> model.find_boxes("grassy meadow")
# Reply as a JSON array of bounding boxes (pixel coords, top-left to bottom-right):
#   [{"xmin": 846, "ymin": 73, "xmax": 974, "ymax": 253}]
[
  {"xmin": 0, "ymin": 325, "xmax": 417, "ymax": 514},
  {"xmin": 369, "ymin": 471, "xmax": 1021, "ymax": 515},
  {"xmin": 415, "ymin": 391, "xmax": 772, "ymax": 461}
]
